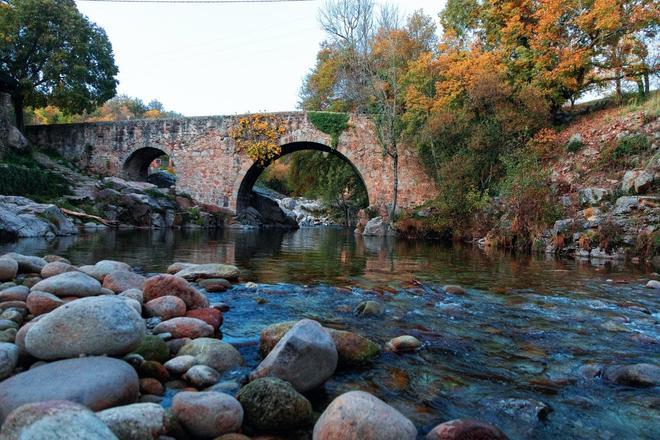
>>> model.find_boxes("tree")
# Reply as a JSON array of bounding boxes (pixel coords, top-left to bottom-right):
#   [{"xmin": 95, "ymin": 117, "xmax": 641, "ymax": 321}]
[{"xmin": 0, "ymin": 0, "xmax": 118, "ymax": 129}]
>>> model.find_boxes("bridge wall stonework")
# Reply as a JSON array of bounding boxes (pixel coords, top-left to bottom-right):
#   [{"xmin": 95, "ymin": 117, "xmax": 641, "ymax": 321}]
[{"xmin": 25, "ymin": 112, "xmax": 436, "ymax": 212}]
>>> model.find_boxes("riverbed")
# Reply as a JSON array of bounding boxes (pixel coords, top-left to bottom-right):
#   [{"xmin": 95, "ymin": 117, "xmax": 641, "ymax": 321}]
[{"xmin": 2, "ymin": 228, "xmax": 658, "ymax": 439}]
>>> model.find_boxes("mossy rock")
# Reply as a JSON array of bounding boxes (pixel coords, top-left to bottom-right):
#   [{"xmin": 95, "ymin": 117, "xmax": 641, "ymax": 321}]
[
  {"xmin": 132, "ymin": 335, "xmax": 170, "ymax": 363},
  {"xmin": 237, "ymin": 377, "xmax": 313, "ymax": 432}
]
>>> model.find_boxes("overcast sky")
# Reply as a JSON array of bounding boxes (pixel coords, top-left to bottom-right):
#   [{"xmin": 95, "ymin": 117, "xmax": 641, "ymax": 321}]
[{"xmin": 75, "ymin": 0, "xmax": 446, "ymax": 116}]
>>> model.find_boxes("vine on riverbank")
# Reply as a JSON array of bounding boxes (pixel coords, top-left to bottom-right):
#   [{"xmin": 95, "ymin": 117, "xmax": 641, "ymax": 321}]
[
  {"xmin": 229, "ymin": 114, "xmax": 286, "ymax": 166},
  {"xmin": 308, "ymin": 111, "xmax": 349, "ymax": 148}
]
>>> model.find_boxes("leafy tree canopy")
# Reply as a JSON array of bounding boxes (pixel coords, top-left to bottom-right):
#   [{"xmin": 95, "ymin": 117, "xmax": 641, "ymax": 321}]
[{"xmin": 0, "ymin": 0, "xmax": 118, "ymax": 127}]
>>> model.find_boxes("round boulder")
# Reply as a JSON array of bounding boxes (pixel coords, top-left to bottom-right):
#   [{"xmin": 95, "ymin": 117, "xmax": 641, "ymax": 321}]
[
  {"xmin": 152, "ymin": 317, "xmax": 213, "ymax": 339},
  {"xmin": 25, "ymin": 296, "xmax": 145, "ymax": 360},
  {"xmin": 40, "ymin": 261, "xmax": 77, "ymax": 279},
  {"xmin": 132, "ymin": 335, "xmax": 170, "ymax": 364},
  {"xmin": 0, "ymin": 342, "xmax": 19, "ymax": 380},
  {"xmin": 313, "ymin": 391, "xmax": 417, "ymax": 440},
  {"xmin": 30, "ymin": 271, "xmax": 102, "ymax": 298},
  {"xmin": 1, "ymin": 254, "xmax": 46, "ymax": 274},
  {"xmin": 185, "ymin": 307, "xmax": 223, "ymax": 330},
  {"xmin": 103, "ymin": 271, "xmax": 146, "ymax": 293},
  {"xmin": 0, "ymin": 357, "xmax": 139, "ymax": 422},
  {"xmin": 425, "ymin": 419, "xmax": 508, "ymax": 440},
  {"xmin": 96, "ymin": 403, "xmax": 165, "ymax": 440},
  {"xmin": 237, "ymin": 377, "xmax": 312, "ymax": 432},
  {"xmin": 25, "ymin": 291, "xmax": 64, "ymax": 316},
  {"xmin": 0, "ymin": 258, "xmax": 18, "ymax": 282},
  {"xmin": 0, "ymin": 400, "xmax": 117, "ymax": 440},
  {"xmin": 145, "ymin": 296, "xmax": 186, "ymax": 320},
  {"xmin": 174, "ymin": 263, "xmax": 240, "ymax": 282},
  {"xmin": 171, "ymin": 391, "xmax": 243, "ymax": 438}
]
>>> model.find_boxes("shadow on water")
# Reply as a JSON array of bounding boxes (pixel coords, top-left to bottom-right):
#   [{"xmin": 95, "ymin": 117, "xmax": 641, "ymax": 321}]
[{"xmin": 1, "ymin": 228, "xmax": 657, "ymax": 439}]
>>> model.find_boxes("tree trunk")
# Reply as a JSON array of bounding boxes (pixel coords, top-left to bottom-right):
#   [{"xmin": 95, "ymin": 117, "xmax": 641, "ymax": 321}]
[
  {"xmin": 11, "ymin": 92, "xmax": 24, "ymax": 132},
  {"xmin": 636, "ymin": 77, "xmax": 645, "ymax": 98},
  {"xmin": 390, "ymin": 151, "xmax": 398, "ymax": 220},
  {"xmin": 615, "ymin": 73, "xmax": 622, "ymax": 102},
  {"xmin": 644, "ymin": 72, "xmax": 650, "ymax": 95}
]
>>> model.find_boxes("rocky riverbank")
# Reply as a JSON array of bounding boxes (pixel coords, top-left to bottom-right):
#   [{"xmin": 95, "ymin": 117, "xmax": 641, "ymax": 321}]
[{"xmin": 0, "ymin": 251, "xmax": 658, "ymax": 438}]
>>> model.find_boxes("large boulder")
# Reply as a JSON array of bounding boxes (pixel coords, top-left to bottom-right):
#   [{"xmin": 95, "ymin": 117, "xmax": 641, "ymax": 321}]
[
  {"xmin": 259, "ymin": 322, "xmax": 379, "ymax": 366},
  {"xmin": 178, "ymin": 338, "xmax": 243, "ymax": 373},
  {"xmin": 362, "ymin": 217, "xmax": 395, "ymax": 237},
  {"xmin": 174, "ymin": 263, "xmax": 240, "ymax": 282},
  {"xmin": 171, "ymin": 391, "xmax": 243, "ymax": 438},
  {"xmin": 313, "ymin": 391, "xmax": 417, "ymax": 440},
  {"xmin": 25, "ymin": 296, "xmax": 145, "ymax": 360},
  {"xmin": 0, "ymin": 400, "xmax": 118, "ymax": 440},
  {"xmin": 143, "ymin": 274, "xmax": 209, "ymax": 309},
  {"xmin": 96, "ymin": 403, "xmax": 165, "ymax": 440},
  {"xmin": 0, "ymin": 198, "xmax": 77, "ymax": 239},
  {"xmin": 250, "ymin": 319, "xmax": 337, "ymax": 393},
  {"xmin": 30, "ymin": 271, "xmax": 102, "ymax": 298},
  {"xmin": 1, "ymin": 253, "xmax": 46, "ymax": 274},
  {"xmin": 237, "ymin": 377, "xmax": 313, "ymax": 432},
  {"xmin": 0, "ymin": 357, "xmax": 139, "ymax": 422},
  {"xmin": 425, "ymin": 419, "xmax": 508, "ymax": 440}
]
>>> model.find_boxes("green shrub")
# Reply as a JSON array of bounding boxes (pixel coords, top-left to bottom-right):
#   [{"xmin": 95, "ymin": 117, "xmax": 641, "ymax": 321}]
[
  {"xmin": 0, "ymin": 164, "xmax": 71, "ymax": 201},
  {"xmin": 308, "ymin": 111, "xmax": 350, "ymax": 148},
  {"xmin": 612, "ymin": 133, "xmax": 649, "ymax": 159},
  {"xmin": 565, "ymin": 134, "xmax": 583, "ymax": 153}
]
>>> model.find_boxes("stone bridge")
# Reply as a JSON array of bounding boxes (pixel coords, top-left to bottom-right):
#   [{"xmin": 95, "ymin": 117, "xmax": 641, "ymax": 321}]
[{"xmin": 26, "ymin": 112, "xmax": 436, "ymax": 213}]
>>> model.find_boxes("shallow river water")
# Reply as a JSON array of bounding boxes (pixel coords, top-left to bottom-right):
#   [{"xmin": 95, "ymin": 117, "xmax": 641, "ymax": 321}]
[{"xmin": 2, "ymin": 228, "xmax": 658, "ymax": 439}]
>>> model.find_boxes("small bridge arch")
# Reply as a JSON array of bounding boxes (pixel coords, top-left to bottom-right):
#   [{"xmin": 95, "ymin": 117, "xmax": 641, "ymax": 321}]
[{"xmin": 123, "ymin": 146, "xmax": 172, "ymax": 182}]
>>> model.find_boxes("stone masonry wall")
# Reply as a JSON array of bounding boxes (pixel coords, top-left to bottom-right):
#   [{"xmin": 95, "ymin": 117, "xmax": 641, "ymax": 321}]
[{"xmin": 25, "ymin": 112, "xmax": 437, "ymax": 212}]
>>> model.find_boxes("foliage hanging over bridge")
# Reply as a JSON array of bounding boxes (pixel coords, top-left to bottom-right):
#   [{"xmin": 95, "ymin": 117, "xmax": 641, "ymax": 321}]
[
  {"xmin": 307, "ymin": 111, "xmax": 349, "ymax": 148},
  {"xmin": 228, "ymin": 114, "xmax": 286, "ymax": 166}
]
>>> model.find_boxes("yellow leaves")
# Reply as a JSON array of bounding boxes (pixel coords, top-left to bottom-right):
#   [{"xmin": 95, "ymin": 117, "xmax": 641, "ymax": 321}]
[{"xmin": 228, "ymin": 114, "xmax": 286, "ymax": 166}]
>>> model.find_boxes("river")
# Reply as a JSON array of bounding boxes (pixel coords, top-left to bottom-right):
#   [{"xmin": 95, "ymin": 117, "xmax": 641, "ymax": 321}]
[{"xmin": 2, "ymin": 227, "xmax": 658, "ymax": 439}]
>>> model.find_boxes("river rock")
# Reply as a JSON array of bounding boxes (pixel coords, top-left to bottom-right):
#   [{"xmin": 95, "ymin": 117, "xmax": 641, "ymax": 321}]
[
  {"xmin": 354, "ymin": 300, "xmax": 384, "ymax": 316},
  {"xmin": 198, "ymin": 278, "xmax": 232, "ymax": 292},
  {"xmin": 259, "ymin": 322, "xmax": 379, "ymax": 366},
  {"xmin": 313, "ymin": 391, "xmax": 416, "ymax": 440},
  {"xmin": 646, "ymin": 280, "xmax": 660, "ymax": 289},
  {"xmin": 103, "ymin": 271, "xmax": 146, "ymax": 293},
  {"xmin": 185, "ymin": 307, "xmax": 223, "ymax": 330},
  {"xmin": 1, "ymin": 253, "xmax": 46, "ymax": 274},
  {"xmin": 250, "ymin": 319, "xmax": 337, "ymax": 393},
  {"xmin": 164, "ymin": 355, "xmax": 198, "ymax": 375},
  {"xmin": 174, "ymin": 263, "xmax": 240, "ymax": 282},
  {"xmin": 0, "ymin": 400, "xmax": 118, "ymax": 440},
  {"xmin": 30, "ymin": 271, "xmax": 102, "ymax": 298},
  {"xmin": 25, "ymin": 296, "xmax": 145, "ymax": 359},
  {"xmin": 0, "ymin": 356, "xmax": 139, "ymax": 422},
  {"xmin": 95, "ymin": 260, "xmax": 132, "ymax": 276},
  {"xmin": 0, "ymin": 342, "xmax": 19, "ymax": 380},
  {"xmin": 152, "ymin": 317, "xmax": 213, "ymax": 339},
  {"xmin": 25, "ymin": 291, "xmax": 64, "ymax": 316},
  {"xmin": 184, "ymin": 365, "xmax": 220, "ymax": 388},
  {"xmin": 426, "ymin": 419, "xmax": 508, "ymax": 439},
  {"xmin": 96, "ymin": 403, "xmax": 165, "ymax": 440},
  {"xmin": 386, "ymin": 335, "xmax": 422, "ymax": 352},
  {"xmin": 603, "ymin": 363, "xmax": 660, "ymax": 387},
  {"xmin": 171, "ymin": 391, "xmax": 243, "ymax": 438},
  {"xmin": 362, "ymin": 216, "xmax": 395, "ymax": 236},
  {"xmin": 237, "ymin": 377, "xmax": 313, "ymax": 432},
  {"xmin": 139, "ymin": 378, "xmax": 164, "ymax": 396},
  {"xmin": 145, "ymin": 296, "xmax": 186, "ymax": 320},
  {"xmin": 485, "ymin": 397, "xmax": 551, "ymax": 425},
  {"xmin": 167, "ymin": 262, "xmax": 196, "ymax": 274},
  {"xmin": 178, "ymin": 338, "xmax": 243, "ymax": 372},
  {"xmin": 43, "ymin": 255, "xmax": 70, "ymax": 264},
  {"xmin": 443, "ymin": 285, "xmax": 466, "ymax": 295},
  {"xmin": 0, "ymin": 285, "xmax": 29, "ymax": 302},
  {"xmin": 0, "ymin": 258, "xmax": 18, "ymax": 281},
  {"xmin": 119, "ymin": 288, "xmax": 144, "ymax": 303},
  {"xmin": 143, "ymin": 274, "xmax": 209, "ymax": 310},
  {"xmin": 40, "ymin": 261, "xmax": 77, "ymax": 279},
  {"xmin": 132, "ymin": 335, "xmax": 170, "ymax": 363}
]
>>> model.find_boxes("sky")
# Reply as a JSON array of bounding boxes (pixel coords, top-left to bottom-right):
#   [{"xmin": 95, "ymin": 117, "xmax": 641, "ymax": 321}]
[{"xmin": 74, "ymin": 0, "xmax": 446, "ymax": 116}]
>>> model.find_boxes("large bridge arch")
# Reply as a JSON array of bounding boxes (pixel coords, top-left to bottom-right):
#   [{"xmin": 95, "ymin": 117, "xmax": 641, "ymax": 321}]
[{"xmin": 233, "ymin": 141, "xmax": 371, "ymax": 212}]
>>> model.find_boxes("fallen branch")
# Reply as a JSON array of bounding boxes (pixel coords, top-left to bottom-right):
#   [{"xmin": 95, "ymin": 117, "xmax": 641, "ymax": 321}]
[{"xmin": 60, "ymin": 208, "xmax": 119, "ymax": 227}]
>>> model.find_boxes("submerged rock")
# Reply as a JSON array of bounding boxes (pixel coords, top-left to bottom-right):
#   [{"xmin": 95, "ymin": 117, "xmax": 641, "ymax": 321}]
[
  {"xmin": 426, "ymin": 418, "xmax": 508, "ymax": 440},
  {"xmin": 25, "ymin": 296, "xmax": 145, "ymax": 359},
  {"xmin": 0, "ymin": 357, "xmax": 139, "ymax": 422},
  {"xmin": 354, "ymin": 300, "xmax": 384, "ymax": 316},
  {"xmin": 386, "ymin": 335, "xmax": 422, "ymax": 352},
  {"xmin": 313, "ymin": 391, "xmax": 416, "ymax": 440},
  {"xmin": 250, "ymin": 319, "xmax": 337, "ymax": 393},
  {"xmin": 603, "ymin": 363, "xmax": 660, "ymax": 387}
]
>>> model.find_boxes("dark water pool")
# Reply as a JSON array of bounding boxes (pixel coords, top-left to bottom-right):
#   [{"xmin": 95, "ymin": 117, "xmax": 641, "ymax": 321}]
[{"xmin": 2, "ymin": 228, "xmax": 658, "ymax": 439}]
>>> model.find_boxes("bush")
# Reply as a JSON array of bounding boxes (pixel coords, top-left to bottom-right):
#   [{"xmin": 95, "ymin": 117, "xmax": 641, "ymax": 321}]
[
  {"xmin": 612, "ymin": 133, "xmax": 649, "ymax": 159},
  {"xmin": 593, "ymin": 219, "xmax": 624, "ymax": 252},
  {"xmin": 565, "ymin": 134, "xmax": 583, "ymax": 153},
  {"xmin": 0, "ymin": 164, "xmax": 71, "ymax": 201},
  {"xmin": 308, "ymin": 112, "xmax": 350, "ymax": 148}
]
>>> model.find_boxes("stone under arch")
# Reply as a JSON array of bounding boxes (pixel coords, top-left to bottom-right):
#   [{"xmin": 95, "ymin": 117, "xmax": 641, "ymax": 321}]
[
  {"xmin": 235, "ymin": 141, "xmax": 371, "ymax": 213},
  {"xmin": 123, "ymin": 147, "xmax": 172, "ymax": 183}
]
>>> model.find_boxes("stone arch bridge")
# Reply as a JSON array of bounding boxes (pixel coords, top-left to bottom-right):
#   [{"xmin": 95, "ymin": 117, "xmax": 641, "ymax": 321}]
[{"xmin": 26, "ymin": 112, "xmax": 436, "ymax": 213}]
